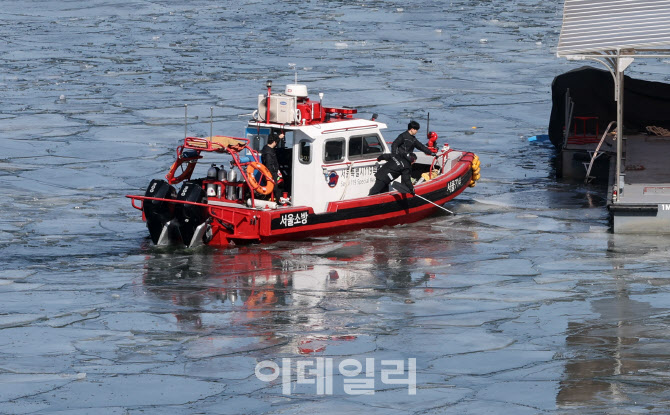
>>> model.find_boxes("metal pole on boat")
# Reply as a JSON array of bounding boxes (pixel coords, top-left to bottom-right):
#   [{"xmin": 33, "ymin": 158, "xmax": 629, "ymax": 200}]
[
  {"xmin": 266, "ymin": 80, "xmax": 272, "ymax": 123},
  {"xmin": 184, "ymin": 104, "xmax": 188, "ymax": 139},
  {"xmin": 616, "ymin": 61, "xmax": 623, "ymax": 202},
  {"xmin": 427, "ymin": 112, "xmax": 430, "ymax": 140},
  {"xmin": 390, "ymin": 182, "xmax": 454, "ymax": 215},
  {"xmin": 613, "ymin": 51, "xmax": 633, "ymax": 202}
]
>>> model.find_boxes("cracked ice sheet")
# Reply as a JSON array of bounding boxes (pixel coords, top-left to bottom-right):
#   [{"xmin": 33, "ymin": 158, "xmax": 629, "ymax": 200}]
[
  {"xmin": 3, "ymin": 0, "xmax": 670, "ymax": 413},
  {"xmin": 376, "ymin": 327, "xmax": 515, "ymax": 360},
  {"xmin": 15, "ymin": 374, "xmax": 226, "ymax": 412}
]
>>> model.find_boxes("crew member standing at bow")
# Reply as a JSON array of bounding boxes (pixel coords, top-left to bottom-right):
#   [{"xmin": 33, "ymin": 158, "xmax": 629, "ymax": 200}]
[
  {"xmin": 392, "ymin": 120, "xmax": 435, "ymax": 156},
  {"xmin": 369, "ymin": 153, "xmax": 417, "ymax": 196},
  {"xmin": 261, "ymin": 132, "xmax": 283, "ymax": 201}
]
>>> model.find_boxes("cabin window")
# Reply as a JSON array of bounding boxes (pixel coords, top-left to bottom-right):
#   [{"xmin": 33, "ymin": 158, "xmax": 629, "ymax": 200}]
[
  {"xmin": 299, "ymin": 140, "xmax": 311, "ymax": 164},
  {"xmin": 324, "ymin": 139, "xmax": 345, "ymax": 163},
  {"xmin": 348, "ymin": 134, "xmax": 383, "ymax": 160},
  {"xmin": 245, "ymin": 127, "xmax": 271, "ymax": 151}
]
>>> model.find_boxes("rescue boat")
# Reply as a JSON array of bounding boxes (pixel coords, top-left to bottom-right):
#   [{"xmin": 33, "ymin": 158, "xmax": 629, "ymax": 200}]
[{"xmin": 127, "ymin": 81, "xmax": 480, "ymax": 247}]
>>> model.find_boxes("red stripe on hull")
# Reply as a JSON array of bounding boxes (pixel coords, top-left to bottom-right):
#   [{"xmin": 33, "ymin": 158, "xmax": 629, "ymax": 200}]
[
  {"xmin": 258, "ymin": 188, "xmax": 465, "ymax": 243},
  {"xmin": 246, "ymin": 158, "xmax": 473, "ymax": 244}
]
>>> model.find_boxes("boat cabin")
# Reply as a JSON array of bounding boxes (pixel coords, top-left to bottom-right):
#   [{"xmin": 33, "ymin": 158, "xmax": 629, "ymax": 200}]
[
  {"xmin": 243, "ymin": 82, "xmax": 398, "ymax": 213},
  {"xmin": 246, "ymin": 122, "xmax": 389, "ymax": 214}
]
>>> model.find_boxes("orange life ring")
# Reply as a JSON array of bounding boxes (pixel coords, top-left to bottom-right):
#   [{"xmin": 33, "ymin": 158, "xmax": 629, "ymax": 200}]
[
  {"xmin": 246, "ymin": 162, "xmax": 275, "ymax": 196},
  {"xmin": 166, "ymin": 159, "xmax": 197, "ymax": 185}
]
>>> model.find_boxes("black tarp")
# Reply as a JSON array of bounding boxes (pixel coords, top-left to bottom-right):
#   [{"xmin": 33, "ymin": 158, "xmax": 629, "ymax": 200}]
[{"xmin": 548, "ymin": 66, "xmax": 670, "ymax": 148}]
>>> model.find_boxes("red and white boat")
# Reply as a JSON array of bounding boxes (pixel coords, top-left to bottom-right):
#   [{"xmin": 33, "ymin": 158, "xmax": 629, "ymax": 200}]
[{"xmin": 127, "ymin": 81, "xmax": 481, "ymax": 247}]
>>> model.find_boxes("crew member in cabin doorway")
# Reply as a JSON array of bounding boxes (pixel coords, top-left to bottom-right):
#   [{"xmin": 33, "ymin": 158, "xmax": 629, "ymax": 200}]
[
  {"xmin": 261, "ymin": 132, "xmax": 284, "ymax": 201},
  {"xmin": 392, "ymin": 120, "xmax": 436, "ymax": 156},
  {"xmin": 369, "ymin": 153, "xmax": 417, "ymax": 196}
]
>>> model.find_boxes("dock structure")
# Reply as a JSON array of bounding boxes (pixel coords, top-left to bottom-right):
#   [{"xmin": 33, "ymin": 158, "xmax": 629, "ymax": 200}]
[{"xmin": 557, "ymin": 0, "xmax": 670, "ymax": 233}]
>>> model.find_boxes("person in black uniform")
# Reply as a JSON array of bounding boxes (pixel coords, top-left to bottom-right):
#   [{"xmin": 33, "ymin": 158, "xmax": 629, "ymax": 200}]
[
  {"xmin": 392, "ymin": 120, "xmax": 435, "ymax": 156},
  {"xmin": 260, "ymin": 133, "xmax": 283, "ymax": 201},
  {"xmin": 369, "ymin": 153, "xmax": 417, "ymax": 195}
]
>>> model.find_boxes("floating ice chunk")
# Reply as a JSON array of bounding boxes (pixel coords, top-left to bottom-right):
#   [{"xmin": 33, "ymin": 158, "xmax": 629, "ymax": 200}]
[
  {"xmin": 0, "ymin": 269, "xmax": 35, "ymax": 281},
  {"xmin": 397, "ymin": 8, "xmax": 404, "ymax": 12},
  {"xmin": 185, "ymin": 335, "xmax": 282, "ymax": 358},
  {"xmin": 0, "ymin": 282, "xmax": 44, "ymax": 291},
  {"xmin": 480, "ymin": 38, "xmax": 488, "ymax": 43},
  {"xmin": 516, "ymin": 214, "xmax": 538, "ymax": 219},
  {"xmin": 335, "ymin": 42, "xmax": 348, "ymax": 49},
  {"xmin": 0, "ymin": 314, "xmax": 46, "ymax": 329}
]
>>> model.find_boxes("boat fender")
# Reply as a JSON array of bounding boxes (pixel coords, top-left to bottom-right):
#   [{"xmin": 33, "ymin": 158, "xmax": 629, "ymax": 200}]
[
  {"xmin": 469, "ymin": 154, "xmax": 481, "ymax": 187},
  {"xmin": 246, "ymin": 162, "xmax": 275, "ymax": 196},
  {"xmin": 421, "ymin": 169, "xmax": 440, "ymax": 182}
]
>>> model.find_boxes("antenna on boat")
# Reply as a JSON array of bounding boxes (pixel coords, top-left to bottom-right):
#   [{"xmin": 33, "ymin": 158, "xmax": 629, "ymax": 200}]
[
  {"xmin": 266, "ymin": 80, "xmax": 272, "ymax": 123},
  {"xmin": 427, "ymin": 112, "xmax": 430, "ymax": 140},
  {"xmin": 210, "ymin": 106, "xmax": 213, "ymax": 138},
  {"xmin": 288, "ymin": 63, "xmax": 297, "ymax": 84},
  {"xmin": 184, "ymin": 104, "xmax": 188, "ymax": 139}
]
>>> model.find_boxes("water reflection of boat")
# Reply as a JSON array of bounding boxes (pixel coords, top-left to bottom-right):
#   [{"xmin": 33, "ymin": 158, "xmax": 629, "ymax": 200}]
[
  {"xmin": 141, "ymin": 243, "xmax": 435, "ymax": 354},
  {"xmin": 128, "ymin": 80, "xmax": 480, "ymax": 247}
]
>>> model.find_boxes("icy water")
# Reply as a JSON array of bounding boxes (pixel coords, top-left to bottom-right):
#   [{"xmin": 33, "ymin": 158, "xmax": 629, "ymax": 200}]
[{"xmin": 3, "ymin": 1, "xmax": 670, "ymax": 414}]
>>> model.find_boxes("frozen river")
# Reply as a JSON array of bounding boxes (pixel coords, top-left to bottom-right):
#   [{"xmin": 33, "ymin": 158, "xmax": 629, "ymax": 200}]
[{"xmin": 2, "ymin": 1, "xmax": 670, "ymax": 413}]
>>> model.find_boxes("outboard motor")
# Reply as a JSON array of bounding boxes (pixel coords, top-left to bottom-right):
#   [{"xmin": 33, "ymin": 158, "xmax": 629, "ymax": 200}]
[
  {"xmin": 175, "ymin": 181, "xmax": 207, "ymax": 247},
  {"xmin": 143, "ymin": 179, "xmax": 176, "ymax": 244}
]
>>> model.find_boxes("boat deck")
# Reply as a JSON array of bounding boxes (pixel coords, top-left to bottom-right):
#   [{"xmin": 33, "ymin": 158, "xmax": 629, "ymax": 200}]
[
  {"xmin": 621, "ymin": 134, "xmax": 670, "ymax": 199},
  {"xmin": 610, "ymin": 133, "xmax": 670, "ymax": 233}
]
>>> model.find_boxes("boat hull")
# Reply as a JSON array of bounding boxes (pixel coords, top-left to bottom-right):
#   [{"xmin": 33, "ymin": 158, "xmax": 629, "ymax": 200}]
[
  {"xmin": 129, "ymin": 153, "xmax": 476, "ymax": 247},
  {"xmin": 209, "ymin": 153, "xmax": 474, "ymax": 246}
]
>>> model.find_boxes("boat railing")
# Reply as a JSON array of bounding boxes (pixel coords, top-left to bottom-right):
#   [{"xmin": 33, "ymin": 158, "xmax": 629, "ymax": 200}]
[
  {"xmin": 175, "ymin": 135, "xmax": 270, "ymax": 208},
  {"xmin": 584, "ymin": 120, "xmax": 617, "ymax": 184}
]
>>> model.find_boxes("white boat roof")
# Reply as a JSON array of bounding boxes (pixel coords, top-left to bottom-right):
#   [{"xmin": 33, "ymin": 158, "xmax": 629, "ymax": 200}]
[
  {"xmin": 249, "ymin": 118, "xmax": 388, "ymax": 139},
  {"xmin": 557, "ymin": 0, "xmax": 670, "ymax": 57}
]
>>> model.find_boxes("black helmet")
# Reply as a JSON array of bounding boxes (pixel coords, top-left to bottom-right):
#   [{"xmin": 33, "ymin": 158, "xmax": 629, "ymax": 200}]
[
  {"xmin": 407, "ymin": 152, "xmax": 417, "ymax": 162},
  {"xmin": 408, "ymin": 120, "xmax": 420, "ymax": 131}
]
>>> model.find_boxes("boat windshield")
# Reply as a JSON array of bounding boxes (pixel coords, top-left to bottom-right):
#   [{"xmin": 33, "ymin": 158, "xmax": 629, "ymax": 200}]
[{"xmin": 245, "ymin": 127, "xmax": 294, "ymax": 151}]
